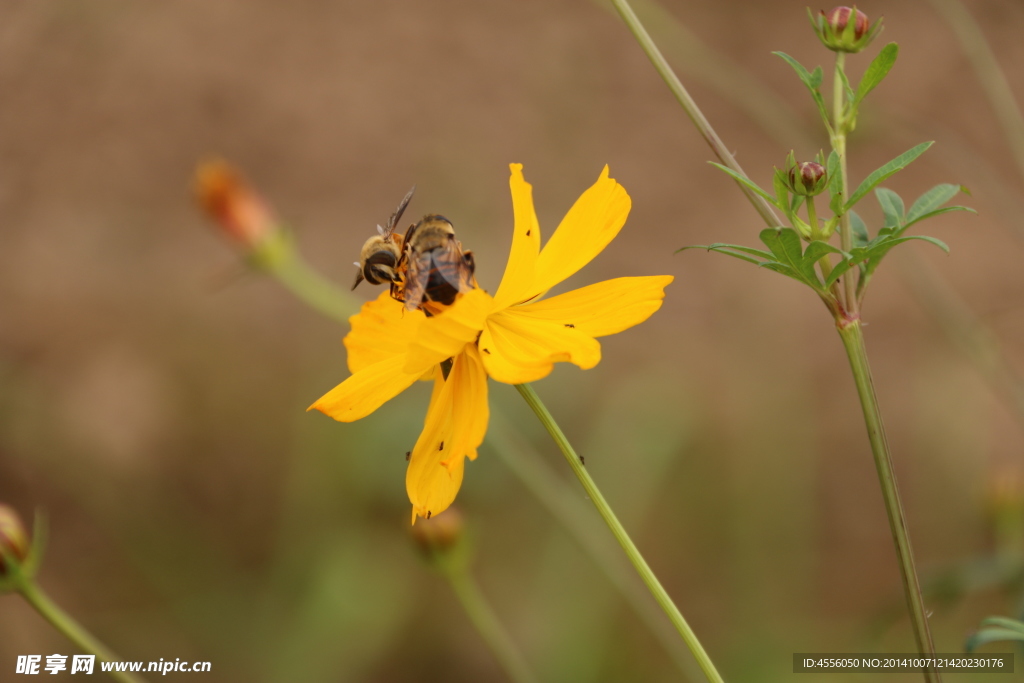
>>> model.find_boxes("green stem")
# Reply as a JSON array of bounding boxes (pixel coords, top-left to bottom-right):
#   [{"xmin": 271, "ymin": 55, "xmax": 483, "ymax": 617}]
[
  {"xmin": 608, "ymin": 0, "xmax": 780, "ymax": 229},
  {"xmin": 18, "ymin": 579, "xmax": 146, "ymax": 683},
  {"xmin": 806, "ymin": 197, "xmax": 834, "ymax": 284},
  {"xmin": 832, "ymin": 53, "xmax": 857, "ymax": 315},
  {"xmin": 437, "ymin": 556, "xmax": 539, "ymax": 683},
  {"xmin": 252, "ymin": 232, "xmax": 359, "ymax": 324},
  {"xmin": 486, "ymin": 415, "xmax": 701, "ymax": 680},
  {"xmin": 515, "ymin": 383, "xmax": 724, "ymax": 683},
  {"xmin": 837, "ymin": 321, "xmax": 940, "ymax": 682}
]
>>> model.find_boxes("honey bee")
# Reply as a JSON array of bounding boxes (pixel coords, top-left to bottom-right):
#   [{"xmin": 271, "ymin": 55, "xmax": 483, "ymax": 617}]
[
  {"xmin": 397, "ymin": 214, "xmax": 476, "ymax": 311},
  {"xmin": 352, "ymin": 186, "xmax": 415, "ymax": 290}
]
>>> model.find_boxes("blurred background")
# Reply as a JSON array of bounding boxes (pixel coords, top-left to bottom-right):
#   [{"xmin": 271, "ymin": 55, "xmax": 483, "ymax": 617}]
[{"xmin": 1, "ymin": 0, "xmax": 1024, "ymax": 680}]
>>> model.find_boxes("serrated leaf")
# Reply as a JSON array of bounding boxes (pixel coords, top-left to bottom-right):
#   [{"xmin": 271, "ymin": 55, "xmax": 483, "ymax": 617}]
[
  {"xmin": 906, "ymin": 184, "xmax": 966, "ymax": 224},
  {"xmin": 849, "ymin": 210, "xmax": 870, "ymax": 246},
  {"xmin": 708, "ymin": 163, "xmax": 780, "ymax": 208},
  {"xmin": 855, "ymin": 43, "xmax": 899, "ymax": 104},
  {"xmin": 874, "ymin": 187, "xmax": 905, "ymax": 230},
  {"xmin": 846, "ymin": 142, "xmax": 934, "ymax": 211}
]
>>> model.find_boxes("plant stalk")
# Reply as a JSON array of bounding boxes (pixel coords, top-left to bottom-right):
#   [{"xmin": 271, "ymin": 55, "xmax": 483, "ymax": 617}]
[
  {"xmin": 18, "ymin": 579, "xmax": 145, "ymax": 683},
  {"xmin": 436, "ymin": 555, "xmax": 539, "ymax": 683},
  {"xmin": 832, "ymin": 52, "xmax": 857, "ymax": 315},
  {"xmin": 608, "ymin": 0, "xmax": 779, "ymax": 229},
  {"xmin": 515, "ymin": 383, "xmax": 724, "ymax": 683},
  {"xmin": 837, "ymin": 320, "xmax": 939, "ymax": 681}
]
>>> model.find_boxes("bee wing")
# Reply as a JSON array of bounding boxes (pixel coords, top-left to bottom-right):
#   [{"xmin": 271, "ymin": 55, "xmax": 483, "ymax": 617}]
[
  {"xmin": 432, "ymin": 237, "xmax": 476, "ymax": 293},
  {"xmin": 402, "ymin": 249, "xmax": 431, "ymax": 311},
  {"xmin": 384, "ymin": 186, "xmax": 415, "ymax": 237}
]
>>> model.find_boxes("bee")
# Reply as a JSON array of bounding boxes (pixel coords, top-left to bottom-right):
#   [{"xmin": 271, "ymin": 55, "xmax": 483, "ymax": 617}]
[
  {"xmin": 397, "ymin": 214, "xmax": 476, "ymax": 311},
  {"xmin": 352, "ymin": 186, "xmax": 416, "ymax": 291}
]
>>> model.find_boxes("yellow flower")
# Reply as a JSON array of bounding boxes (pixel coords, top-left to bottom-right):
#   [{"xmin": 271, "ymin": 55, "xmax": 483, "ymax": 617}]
[{"xmin": 310, "ymin": 164, "xmax": 673, "ymax": 522}]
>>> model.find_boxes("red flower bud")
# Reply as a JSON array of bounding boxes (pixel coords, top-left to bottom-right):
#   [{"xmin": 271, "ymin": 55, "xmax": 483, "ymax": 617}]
[
  {"xmin": 825, "ymin": 6, "xmax": 868, "ymax": 39},
  {"xmin": 809, "ymin": 5, "xmax": 881, "ymax": 53},
  {"xmin": 195, "ymin": 160, "xmax": 275, "ymax": 248}
]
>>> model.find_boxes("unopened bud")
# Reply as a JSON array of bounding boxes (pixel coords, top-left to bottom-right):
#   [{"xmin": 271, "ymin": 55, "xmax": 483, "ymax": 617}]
[
  {"xmin": 789, "ymin": 161, "xmax": 828, "ymax": 196},
  {"xmin": 195, "ymin": 160, "xmax": 275, "ymax": 248},
  {"xmin": 809, "ymin": 6, "xmax": 881, "ymax": 53},
  {"xmin": 0, "ymin": 505, "xmax": 29, "ymax": 576},
  {"xmin": 410, "ymin": 507, "xmax": 464, "ymax": 557}
]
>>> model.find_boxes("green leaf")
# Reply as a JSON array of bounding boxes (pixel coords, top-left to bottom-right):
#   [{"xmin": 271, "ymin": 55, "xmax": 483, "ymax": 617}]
[
  {"xmin": 708, "ymin": 163, "xmax": 780, "ymax": 208},
  {"xmin": 760, "ymin": 228, "xmax": 822, "ymax": 289},
  {"xmin": 966, "ymin": 627, "xmax": 1024, "ymax": 652},
  {"xmin": 773, "ymin": 52, "xmax": 833, "ymax": 134},
  {"xmin": 860, "ymin": 234, "xmax": 949, "ymax": 282},
  {"xmin": 773, "ymin": 51, "xmax": 816, "ymax": 89},
  {"xmin": 804, "ymin": 240, "xmax": 846, "ymax": 263},
  {"xmin": 773, "ymin": 169, "xmax": 792, "ymax": 220},
  {"xmin": 855, "ymin": 43, "xmax": 899, "ymax": 104},
  {"xmin": 824, "ymin": 257, "xmax": 856, "ymax": 289},
  {"xmin": 676, "ymin": 243, "xmax": 775, "ymax": 268},
  {"xmin": 903, "ymin": 205, "xmax": 976, "ymax": 230},
  {"xmin": 874, "ymin": 187, "xmax": 905, "ymax": 229},
  {"xmin": 906, "ymin": 184, "xmax": 967, "ymax": 224},
  {"xmin": 846, "ymin": 142, "xmax": 934, "ymax": 211},
  {"xmin": 849, "ymin": 210, "xmax": 870, "ymax": 246},
  {"xmin": 978, "ymin": 616, "xmax": 1024, "ymax": 632}
]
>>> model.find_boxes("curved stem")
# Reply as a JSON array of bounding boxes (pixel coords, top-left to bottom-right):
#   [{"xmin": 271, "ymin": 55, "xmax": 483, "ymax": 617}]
[
  {"xmin": 515, "ymin": 383, "xmax": 724, "ymax": 683},
  {"xmin": 437, "ymin": 556, "xmax": 539, "ymax": 683},
  {"xmin": 608, "ymin": 0, "xmax": 779, "ymax": 229},
  {"xmin": 18, "ymin": 579, "xmax": 146, "ymax": 683},
  {"xmin": 257, "ymin": 241, "xmax": 359, "ymax": 324},
  {"xmin": 837, "ymin": 321, "xmax": 940, "ymax": 682}
]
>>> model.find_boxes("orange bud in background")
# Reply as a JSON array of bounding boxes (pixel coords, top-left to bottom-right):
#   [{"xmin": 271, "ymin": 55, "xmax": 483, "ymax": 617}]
[
  {"xmin": 195, "ymin": 160, "xmax": 275, "ymax": 248},
  {"xmin": 0, "ymin": 505, "xmax": 29, "ymax": 576},
  {"xmin": 410, "ymin": 507, "xmax": 465, "ymax": 557}
]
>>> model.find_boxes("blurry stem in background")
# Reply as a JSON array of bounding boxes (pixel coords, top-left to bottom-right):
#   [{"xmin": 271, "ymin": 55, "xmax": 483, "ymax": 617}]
[
  {"xmin": 249, "ymin": 232, "xmax": 359, "ymax": 324},
  {"xmin": 15, "ymin": 579, "xmax": 145, "ymax": 683},
  {"xmin": 487, "ymin": 413, "xmax": 701, "ymax": 680},
  {"xmin": 928, "ymin": 0, "xmax": 1024, "ymax": 186},
  {"xmin": 606, "ymin": 0, "xmax": 939, "ymax": 669},
  {"xmin": 431, "ymin": 551, "xmax": 539, "ymax": 683},
  {"xmin": 607, "ymin": 0, "xmax": 780, "ymax": 228},
  {"xmin": 515, "ymin": 383, "xmax": 724, "ymax": 683}
]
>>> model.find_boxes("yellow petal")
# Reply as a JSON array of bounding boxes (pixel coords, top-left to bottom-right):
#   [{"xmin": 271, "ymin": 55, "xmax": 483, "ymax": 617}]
[
  {"xmin": 478, "ymin": 309, "xmax": 601, "ymax": 385},
  {"xmin": 407, "ymin": 347, "xmax": 489, "ymax": 522},
  {"xmin": 403, "ymin": 288, "xmax": 493, "ymax": 374},
  {"xmin": 492, "ymin": 164, "xmax": 541, "ymax": 309},
  {"xmin": 532, "ymin": 166, "xmax": 631, "ymax": 297},
  {"xmin": 344, "ymin": 291, "xmax": 425, "ymax": 374},
  {"xmin": 514, "ymin": 276, "xmax": 673, "ymax": 338},
  {"xmin": 308, "ymin": 355, "xmax": 421, "ymax": 422}
]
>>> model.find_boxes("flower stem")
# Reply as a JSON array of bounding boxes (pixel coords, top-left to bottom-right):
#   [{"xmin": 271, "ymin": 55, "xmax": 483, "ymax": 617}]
[
  {"xmin": 608, "ymin": 0, "xmax": 779, "ymax": 229},
  {"xmin": 837, "ymin": 320, "xmax": 939, "ymax": 681},
  {"xmin": 831, "ymin": 52, "xmax": 857, "ymax": 315},
  {"xmin": 806, "ymin": 197, "xmax": 834, "ymax": 284},
  {"xmin": 17, "ymin": 579, "xmax": 145, "ymax": 683},
  {"xmin": 252, "ymin": 232, "xmax": 359, "ymax": 324},
  {"xmin": 435, "ymin": 553, "xmax": 539, "ymax": 683},
  {"xmin": 515, "ymin": 383, "xmax": 724, "ymax": 683}
]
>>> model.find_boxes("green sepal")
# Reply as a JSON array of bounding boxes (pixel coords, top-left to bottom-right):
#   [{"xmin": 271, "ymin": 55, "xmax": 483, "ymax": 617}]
[
  {"xmin": 855, "ymin": 43, "xmax": 899, "ymax": 105},
  {"xmin": 845, "ymin": 142, "xmax": 933, "ymax": 211}
]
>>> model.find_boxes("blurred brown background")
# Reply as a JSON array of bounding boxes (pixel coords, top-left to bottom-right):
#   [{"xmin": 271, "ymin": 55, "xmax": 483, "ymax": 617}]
[{"xmin": 2, "ymin": 0, "xmax": 1024, "ymax": 680}]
